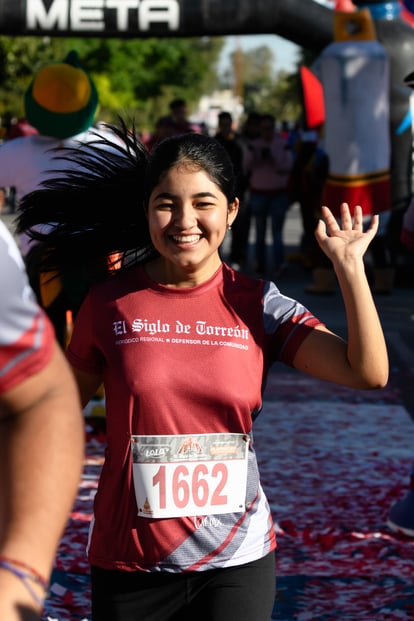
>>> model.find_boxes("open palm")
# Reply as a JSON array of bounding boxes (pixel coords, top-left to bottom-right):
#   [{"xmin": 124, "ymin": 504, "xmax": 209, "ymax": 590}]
[{"xmin": 315, "ymin": 202, "xmax": 379, "ymax": 264}]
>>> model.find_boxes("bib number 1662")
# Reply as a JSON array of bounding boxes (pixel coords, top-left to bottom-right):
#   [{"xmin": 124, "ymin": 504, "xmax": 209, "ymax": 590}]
[
  {"xmin": 154, "ymin": 462, "xmax": 228, "ymax": 510},
  {"xmin": 131, "ymin": 434, "xmax": 249, "ymax": 518}
]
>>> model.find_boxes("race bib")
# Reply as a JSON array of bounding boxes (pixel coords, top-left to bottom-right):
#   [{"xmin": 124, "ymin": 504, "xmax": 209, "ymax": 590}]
[{"xmin": 131, "ymin": 433, "xmax": 250, "ymax": 518}]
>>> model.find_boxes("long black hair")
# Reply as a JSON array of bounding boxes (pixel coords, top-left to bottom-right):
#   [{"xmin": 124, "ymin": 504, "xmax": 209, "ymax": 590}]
[
  {"xmin": 16, "ymin": 119, "xmax": 155, "ymax": 280},
  {"xmin": 16, "ymin": 122, "xmax": 237, "ymax": 286}
]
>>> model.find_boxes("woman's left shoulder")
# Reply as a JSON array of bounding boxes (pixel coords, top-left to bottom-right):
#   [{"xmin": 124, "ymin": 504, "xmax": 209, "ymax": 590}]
[{"xmin": 222, "ymin": 263, "xmax": 267, "ymax": 291}]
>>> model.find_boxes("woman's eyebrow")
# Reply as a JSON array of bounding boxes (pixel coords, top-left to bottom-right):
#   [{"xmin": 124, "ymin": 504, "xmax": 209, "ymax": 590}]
[
  {"xmin": 153, "ymin": 191, "xmax": 218, "ymax": 200},
  {"xmin": 192, "ymin": 192, "xmax": 218, "ymax": 199},
  {"xmin": 153, "ymin": 192, "xmax": 176, "ymax": 200}
]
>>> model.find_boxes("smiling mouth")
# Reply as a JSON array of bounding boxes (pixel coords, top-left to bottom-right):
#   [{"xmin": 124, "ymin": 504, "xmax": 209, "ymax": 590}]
[{"xmin": 171, "ymin": 235, "xmax": 201, "ymax": 244}]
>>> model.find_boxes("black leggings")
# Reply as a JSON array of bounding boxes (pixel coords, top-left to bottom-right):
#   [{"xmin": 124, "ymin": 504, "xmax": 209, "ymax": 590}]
[{"xmin": 91, "ymin": 551, "xmax": 276, "ymax": 621}]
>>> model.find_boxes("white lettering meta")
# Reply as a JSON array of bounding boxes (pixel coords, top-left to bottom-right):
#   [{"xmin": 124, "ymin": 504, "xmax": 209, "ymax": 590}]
[
  {"xmin": 26, "ymin": 0, "xmax": 180, "ymax": 32},
  {"xmin": 27, "ymin": 0, "xmax": 67, "ymax": 29},
  {"xmin": 106, "ymin": 0, "xmax": 138, "ymax": 30},
  {"xmin": 140, "ymin": 0, "xmax": 179, "ymax": 31},
  {"xmin": 72, "ymin": 0, "xmax": 105, "ymax": 31}
]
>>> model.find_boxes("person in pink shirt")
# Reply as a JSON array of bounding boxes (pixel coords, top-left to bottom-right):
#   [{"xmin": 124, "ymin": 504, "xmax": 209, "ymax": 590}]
[{"xmin": 243, "ymin": 113, "xmax": 294, "ymax": 276}]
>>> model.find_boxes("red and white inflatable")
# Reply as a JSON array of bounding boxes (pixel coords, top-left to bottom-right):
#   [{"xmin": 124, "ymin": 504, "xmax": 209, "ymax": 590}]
[
  {"xmin": 400, "ymin": 0, "xmax": 414, "ymax": 27},
  {"xmin": 319, "ymin": 9, "xmax": 391, "ymax": 219}
]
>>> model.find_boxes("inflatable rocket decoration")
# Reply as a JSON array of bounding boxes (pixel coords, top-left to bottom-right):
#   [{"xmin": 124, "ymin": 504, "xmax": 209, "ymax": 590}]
[{"xmin": 318, "ymin": 8, "xmax": 392, "ymax": 219}]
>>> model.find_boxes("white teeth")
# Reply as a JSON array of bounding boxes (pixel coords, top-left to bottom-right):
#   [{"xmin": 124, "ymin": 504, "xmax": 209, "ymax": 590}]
[{"xmin": 173, "ymin": 235, "xmax": 200, "ymax": 243}]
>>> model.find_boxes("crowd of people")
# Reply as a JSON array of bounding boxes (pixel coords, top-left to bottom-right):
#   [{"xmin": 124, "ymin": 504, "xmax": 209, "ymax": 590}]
[
  {"xmin": 2, "ymin": 81, "xmax": 410, "ymax": 299},
  {"xmin": 0, "ymin": 91, "xmax": 328, "ymax": 290},
  {"xmin": 2, "ymin": 44, "xmax": 413, "ymax": 298},
  {"xmin": 141, "ymin": 104, "xmax": 334, "ymax": 289}
]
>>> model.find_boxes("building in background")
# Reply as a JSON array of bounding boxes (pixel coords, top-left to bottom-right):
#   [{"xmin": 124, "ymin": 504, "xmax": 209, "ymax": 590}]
[{"xmin": 191, "ymin": 90, "xmax": 244, "ymax": 135}]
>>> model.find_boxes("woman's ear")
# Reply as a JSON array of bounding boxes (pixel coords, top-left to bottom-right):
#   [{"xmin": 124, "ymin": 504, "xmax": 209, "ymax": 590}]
[{"xmin": 227, "ymin": 198, "xmax": 239, "ymax": 227}]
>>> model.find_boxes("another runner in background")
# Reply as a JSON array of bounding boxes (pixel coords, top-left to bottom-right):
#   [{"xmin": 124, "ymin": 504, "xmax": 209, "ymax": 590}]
[
  {"xmin": 0, "ymin": 219, "xmax": 84, "ymax": 621},
  {"xmin": 0, "ymin": 50, "xmax": 100, "ymax": 347}
]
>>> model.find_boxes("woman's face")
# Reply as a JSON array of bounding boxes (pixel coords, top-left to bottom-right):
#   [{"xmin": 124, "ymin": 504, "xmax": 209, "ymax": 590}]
[{"xmin": 147, "ymin": 163, "xmax": 238, "ymax": 286}]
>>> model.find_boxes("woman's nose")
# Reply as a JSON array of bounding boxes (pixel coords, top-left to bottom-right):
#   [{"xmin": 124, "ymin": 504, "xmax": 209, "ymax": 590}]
[{"xmin": 173, "ymin": 204, "xmax": 197, "ymax": 229}]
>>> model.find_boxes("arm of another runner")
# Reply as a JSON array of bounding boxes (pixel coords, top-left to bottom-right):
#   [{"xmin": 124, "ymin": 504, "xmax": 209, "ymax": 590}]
[
  {"xmin": 0, "ymin": 341, "xmax": 84, "ymax": 621},
  {"xmin": 0, "ymin": 219, "xmax": 85, "ymax": 620},
  {"xmin": 292, "ymin": 203, "xmax": 389, "ymax": 390}
]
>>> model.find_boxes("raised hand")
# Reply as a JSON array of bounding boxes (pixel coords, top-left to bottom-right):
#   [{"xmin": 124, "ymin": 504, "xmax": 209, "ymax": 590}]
[{"xmin": 315, "ymin": 202, "xmax": 379, "ymax": 265}]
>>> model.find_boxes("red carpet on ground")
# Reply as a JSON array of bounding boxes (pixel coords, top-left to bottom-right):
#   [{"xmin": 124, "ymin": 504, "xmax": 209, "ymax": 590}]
[{"xmin": 42, "ymin": 372, "xmax": 414, "ymax": 620}]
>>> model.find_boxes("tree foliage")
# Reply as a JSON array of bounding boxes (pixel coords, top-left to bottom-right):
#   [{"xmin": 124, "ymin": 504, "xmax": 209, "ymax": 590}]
[
  {"xmin": 220, "ymin": 43, "xmax": 326, "ymax": 128},
  {"xmin": 0, "ymin": 37, "xmax": 67, "ymax": 116},
  {"xmin": 258, "ymin": 70, "xmax": 303, "ymax": 122},
  {"xmin": 0, "ymin": 34, "xmax": 308, "ymax": 134},
  {"xmin": 0, "ymin": 36, "xmax": 224, "ymax": 130},
  {"xmin": 222, "ymin": 44, "xmax": 303, "ymax": 124}
]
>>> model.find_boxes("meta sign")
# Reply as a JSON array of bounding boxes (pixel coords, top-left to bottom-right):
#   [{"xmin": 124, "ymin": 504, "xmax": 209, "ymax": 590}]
[
  {"xmin": 0, "ymin": 0, "xmax": 333, "ymax": 50},
  {"xmin": 26, "ymin": 0, "xmax": 180, "ymax": 33}
]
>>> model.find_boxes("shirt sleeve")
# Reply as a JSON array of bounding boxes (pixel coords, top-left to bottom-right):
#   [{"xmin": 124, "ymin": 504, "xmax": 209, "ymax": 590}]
[
  {"xmin": 67, "ymin": 292, "xmax": 104, "ymax": 375},
  {"xmin": 263, "ymin": 280, "xmax": 324, "ymax": 367},
  {"xmin": 0, "ymin": 221, "xmax": 55, "ymax": 394}
]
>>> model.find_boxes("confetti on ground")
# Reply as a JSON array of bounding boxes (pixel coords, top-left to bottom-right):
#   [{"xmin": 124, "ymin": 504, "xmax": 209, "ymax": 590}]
[
  {"xmin": 258, "ymin": 373, "xmax": 414, "ymax": 620},
  {"xmin": 42, "ymin": 372, "xmax": 414, "ymax": 620}
]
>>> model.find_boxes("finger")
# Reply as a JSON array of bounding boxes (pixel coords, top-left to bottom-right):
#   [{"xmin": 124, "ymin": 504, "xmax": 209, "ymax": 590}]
[
  {"xmin": 320, "ymin": 205, "xmax": 340, "ymax": 231},
  {"xmin": 352, "ymin": 205, "xmax": 364, "ymax": 231},
  {"xmin": 340, "ymin": 202, "xmax": 353, "ymax": 230},
  {"xmin": 314, "ymin": 217, "xmax": 327, "ymax": 243},
  {"xmin": 366, "ymin": 213, "xmax": 379, "ymax": 235}
]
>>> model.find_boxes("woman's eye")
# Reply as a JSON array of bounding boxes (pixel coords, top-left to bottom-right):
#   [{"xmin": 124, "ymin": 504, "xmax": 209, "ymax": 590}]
[{"xmin": 156, "ymin": 203, "xmax": 174, "ymax": 210}]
